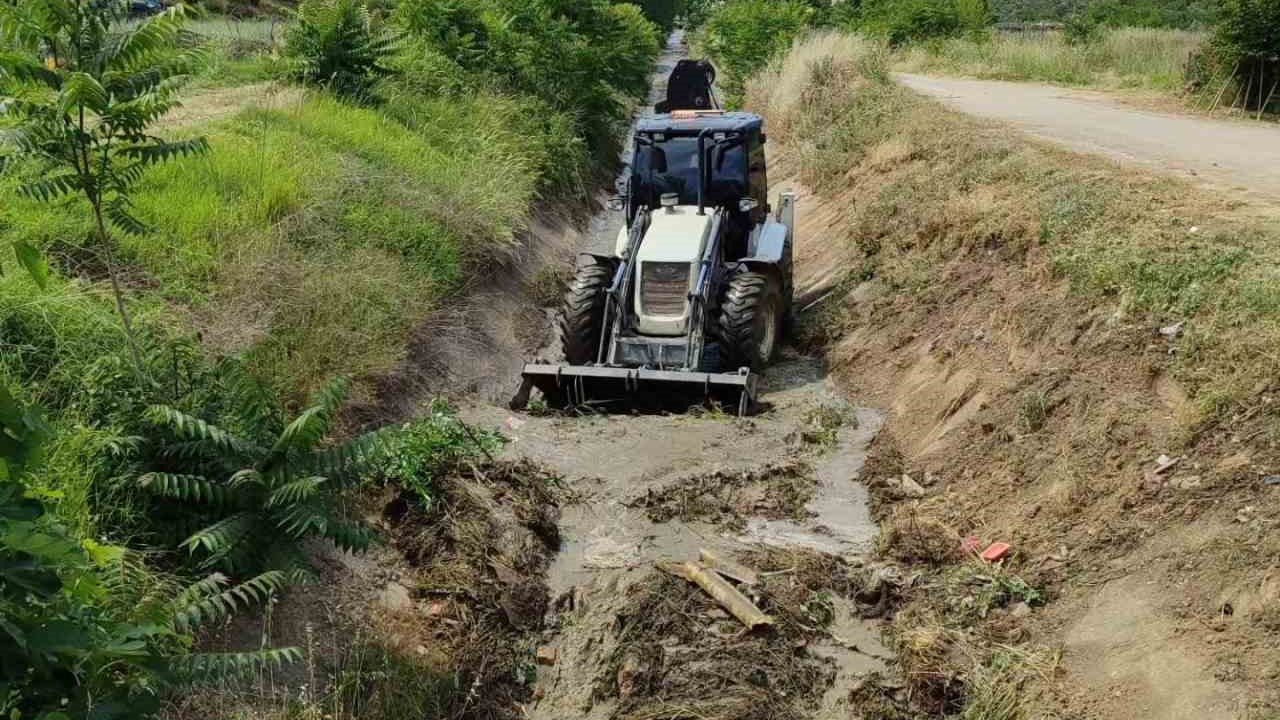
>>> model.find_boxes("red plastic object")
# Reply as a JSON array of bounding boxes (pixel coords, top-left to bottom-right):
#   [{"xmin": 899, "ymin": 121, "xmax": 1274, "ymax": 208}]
[
  {"xmin": 981, "ymin": 542, "xmax": 1012, "ymax": 562},
  {"xmin": 960, "ymin": 536, "xmax": 983, "ymax": 553}
]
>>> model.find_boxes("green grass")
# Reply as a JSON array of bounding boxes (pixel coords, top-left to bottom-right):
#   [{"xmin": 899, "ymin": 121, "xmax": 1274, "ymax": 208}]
[
  {"xmin": 895, "ymin": 27, "xmax": 1206, "ymax": 91},
  {"xmin": 2, "ymin": 85, "xmax": 548, "ymax": 404}
]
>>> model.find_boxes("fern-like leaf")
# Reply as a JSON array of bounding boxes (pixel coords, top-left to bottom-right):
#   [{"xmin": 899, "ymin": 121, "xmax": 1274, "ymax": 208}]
[
  {"xmin": 177, "ymin": 647, "xmax": 302, "ymax": 681},
  {"xmin": 170, "ymin": 570, "xmax": 288, "ymax": 633},
  {"xmin": 118, "ymin": 137, "xmax": 209, "ymax": 166},
  {"xmin": 139, "ymin": 472, "xmax": 231, "ymax": 506},
  {"xmin": 304, "ymin": 427, "xmax": 397, "ymax": 483},
  {"xmin": 326, "ymin": 520, "xmax": 378, "ymax": 554},
  {"xmin": 146, "ymin": 405, "xmax": 261, "ymax": 460},
  {"xmin": 274, "ymin": 502, "xmax": 328, "ymax": 539},
  {"xmin": 266, "ymin": 476, "xmax": 326, "ymax": 509},
  {"xmin": 180, "ymin": 512, "xmax": 256, "ymax": 557},
  {"xmin": 16, "ymin": 172, "xmax": 83, "ymax": 202}
]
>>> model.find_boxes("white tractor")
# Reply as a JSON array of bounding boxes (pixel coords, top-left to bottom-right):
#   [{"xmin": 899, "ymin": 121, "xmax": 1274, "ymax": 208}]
[{"xmin": 512, "ymin": 66, "xmax": 794, "ymax": 415}]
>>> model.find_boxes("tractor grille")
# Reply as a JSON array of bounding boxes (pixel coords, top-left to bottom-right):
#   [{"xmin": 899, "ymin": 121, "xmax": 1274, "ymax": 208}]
[{"xmin": 641, "ymin": 262, "xmax": 691, "ymax": 317}]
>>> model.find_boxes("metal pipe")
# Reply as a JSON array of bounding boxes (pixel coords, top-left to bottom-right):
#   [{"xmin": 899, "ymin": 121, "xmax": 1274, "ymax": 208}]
[{"xmin": 697, "ymin": 129, "xmax": 712, "ymax": 216}]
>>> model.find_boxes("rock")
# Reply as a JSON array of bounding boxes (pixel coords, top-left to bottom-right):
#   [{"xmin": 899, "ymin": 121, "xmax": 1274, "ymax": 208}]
[
  {"xmin": 1009, "ymin": 602, "xmax": 1033, "ymax": 619},
  {"xmin": 535, "ymin": 646, "xmax": 558, "ymax": 667},
  {"xmin": 1264, "ymin": 475, "xmax": 1280, "ymax": 487},
  {"xmin": 899, "ymin": 474, "xmax": 926, "ymax": 498},
  {"xmin": 1154, "ymin": 454, "xmax": 1181, "ymax": 475},
  {"xmin": 377, "ymin": 582, "xmax": 412, "ymax": 611},
  {"xmin": 1159, "ymin": 321, "xmax": 1185, "ymax": 338}
]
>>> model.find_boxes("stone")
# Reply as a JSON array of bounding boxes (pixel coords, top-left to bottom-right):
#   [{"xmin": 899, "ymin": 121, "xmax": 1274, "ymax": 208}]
[
  {"xmin": 535, "ymin": 646, "xmax": 558, "ymax": 667},
  {"xmin": 377, "ymin": 582, "xmax": 412, "ymax": 611},
  {"xmin": 899, "ymin": 474, "xmax": 926, "ymax": 498},
  {"xmin": 1009, "ymin": 602, "xmax": 1033, "ymax": 619}
]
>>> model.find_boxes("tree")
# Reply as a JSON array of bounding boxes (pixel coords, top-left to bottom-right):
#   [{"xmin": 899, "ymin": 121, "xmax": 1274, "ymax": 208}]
[
  {"xmin": 0, "ymin": 1, "xmax": 208, "ymax": 381},
  {"xmin": 286, "ymin": 0, "xmax": 396, "ymax": 100}
]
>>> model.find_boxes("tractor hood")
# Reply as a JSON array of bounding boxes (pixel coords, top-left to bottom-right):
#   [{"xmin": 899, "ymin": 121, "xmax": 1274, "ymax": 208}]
[{"xmin": 631, "ymin": 206, "xmax": 711, "ymax": 337}]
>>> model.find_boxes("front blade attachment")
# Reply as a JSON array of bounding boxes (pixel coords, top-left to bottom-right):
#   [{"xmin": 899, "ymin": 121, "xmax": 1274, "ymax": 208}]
[{"xmin": 510, "ymin": 364, "xmax": 757, "ymax": 416}]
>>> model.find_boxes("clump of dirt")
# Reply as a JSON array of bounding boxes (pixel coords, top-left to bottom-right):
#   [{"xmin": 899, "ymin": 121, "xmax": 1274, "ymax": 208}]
[
  {"xmin": 382, "ymin": 460, "xmax": 563, "ymax": 720},
  {"xmin": 595, "ymin": 548, "xmax": 870, "ymax": 720},
  {"xmin": 627, "ymin": 460, "xmax": 815, "ymax": 530}
]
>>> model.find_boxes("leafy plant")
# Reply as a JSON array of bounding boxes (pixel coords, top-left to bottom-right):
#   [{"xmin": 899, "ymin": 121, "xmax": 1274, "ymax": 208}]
[
  {"xmin": 381, "ymin": 399, "xmax": 503, "ymax": 510},
  {"xmin": 1, "ymin": 391, "xmax": 299, "ymax": 720},
  {"xmin": 703, "ymin": 0, "xmax": 814, "ymax": 105},
  {"xmin": 286, "ymin": 0, "xmax": 396, "ymax": 100},
  {"xmin": 138, "ymin": 366, "xmax": 391, "ymax": 577},
  {"xmin": 0, "ymin": 1, "xmax": 208, "ymax": 379}
]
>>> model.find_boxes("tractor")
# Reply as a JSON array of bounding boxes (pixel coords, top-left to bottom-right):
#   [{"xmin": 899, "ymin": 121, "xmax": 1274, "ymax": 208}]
[{"xmin": 511, "ymin": 62, "xmax": 794, "ymax": 415}]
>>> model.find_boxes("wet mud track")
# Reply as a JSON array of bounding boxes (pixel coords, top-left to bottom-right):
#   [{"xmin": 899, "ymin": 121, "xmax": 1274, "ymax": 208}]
[{"xmin": 461, "ymin": 356, "xmax": 893, "ymax": 720}]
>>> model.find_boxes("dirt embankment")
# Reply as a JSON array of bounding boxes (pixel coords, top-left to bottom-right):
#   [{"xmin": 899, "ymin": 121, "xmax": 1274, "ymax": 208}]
[{"xmin": 757, "ymin": 32, "xmax": 1280, "ymax": 720}]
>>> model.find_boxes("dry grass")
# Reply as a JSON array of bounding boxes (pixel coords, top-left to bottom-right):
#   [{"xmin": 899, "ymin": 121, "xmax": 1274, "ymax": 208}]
[
  {"xmin": 877, "ymin": 505, "xmax": 961, "ymax": 565},
  {"xmin": 894, "ymin": 28, "xmax": 1207, "ymax": 93}
]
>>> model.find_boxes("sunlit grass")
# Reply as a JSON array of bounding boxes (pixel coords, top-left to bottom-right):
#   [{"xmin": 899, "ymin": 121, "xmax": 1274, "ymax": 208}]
[{"xmin": 895, "ymin": 27, "xmax": 1206, "ymax": 92}]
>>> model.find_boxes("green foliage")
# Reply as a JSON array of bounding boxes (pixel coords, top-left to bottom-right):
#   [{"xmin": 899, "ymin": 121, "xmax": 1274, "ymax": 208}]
[
  {"xmin": 381, "ymin": 400, "xmax": 504, "ymax": 509},
  {"xmin": 393, "ymin": 0, "xmax": 661, "ymax": 159},
  {"xmin": 286, "ymin": 0, "xmax": 396, "ymax": 100},
  {"xmin": 703, "ymin": 0, "xmax": 815, "ymax": 105},
  {"xmin": 138, "ymin": 366, "xmax": 390, "ymax": 576},
  {"xmin": 625, "ymin": 0, "xmax": 683, "ymax": 32},
  {"xmin": 1210, "ymin": 0, "xmax": 1280, "ymax": 111},
  {"xmin": 0, "ymin": 0, "xmax": 208, "ymax": 375},
  {"xmin": 1, "ymin": 392, "xmax": 299, "ymax": 720},
  {"xmin": 859, "ymin": 0, "xmax": 991, "ymax": 45}
]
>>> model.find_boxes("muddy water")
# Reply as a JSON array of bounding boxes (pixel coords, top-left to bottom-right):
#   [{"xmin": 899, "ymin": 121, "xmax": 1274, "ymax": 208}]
[
  {"xmin": 460, "ymin": 31, "xmax": 890, "ymax": 720},
  {"xmin": 462, "ymin": 355, "xmax": 888, "ymax": 718}
]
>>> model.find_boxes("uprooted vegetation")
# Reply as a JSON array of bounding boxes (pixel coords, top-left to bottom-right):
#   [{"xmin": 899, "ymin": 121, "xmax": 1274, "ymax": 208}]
[
  {"xmin": 741, "ymin": 29, "xmax": 1280, "ymax": 718},
  {"xmin": 628, "ymin": 460, "xmax": 816, "ymax": 529},
  {"xmin": 380, "ymin": 460, "xmax": 564, "ymax": 719},
  {"xmin": 597, "ymin": 547, "xmax": 875, "ymax": 720}
]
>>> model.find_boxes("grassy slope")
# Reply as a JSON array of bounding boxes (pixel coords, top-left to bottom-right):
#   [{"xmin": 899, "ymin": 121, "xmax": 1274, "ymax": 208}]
[
  {"xmin": 894, "ymin": 27, "xmax": 1205, "ymax": 93},
  {"xmin": 752, "ymin": 32, "xmax": 1280, "ymax": 717}
]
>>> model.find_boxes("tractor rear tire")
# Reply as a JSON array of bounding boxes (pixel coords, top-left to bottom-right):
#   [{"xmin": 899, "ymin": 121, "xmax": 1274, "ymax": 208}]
[
  {"xmin": 720, "ymin": 271, "xmax": 782, "ymax": 371},
  {"xmin": 560, "ymin": 256, "xmax": 614, "ymax": 365}
]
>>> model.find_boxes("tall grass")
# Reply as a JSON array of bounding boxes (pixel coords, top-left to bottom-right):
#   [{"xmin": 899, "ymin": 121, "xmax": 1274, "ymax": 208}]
[{"xmin": 896, "ymin": 28, "xmax": 1206, "ymax": 91}]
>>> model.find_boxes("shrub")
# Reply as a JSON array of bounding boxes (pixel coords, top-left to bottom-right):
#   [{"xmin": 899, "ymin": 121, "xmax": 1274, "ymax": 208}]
[
  {"xmin": 1210, "ymin": 0, "xmax": 1280, "ymax": 111},
  {"xmin": 286, "ymin": 0, "xmax": 396, "ymax": 99},
  {"xmin": 860, "ymin": 0, "xmax": 968, "ymax": 45},
  {"xmin": 703, "ymin": 0, "xmax": 815, "ymax": 105},
  {"xmin": 1, "ymin": 389, "xmax": 299, "ymax": 720},
  {"xmin": 136, "ymin": 368, "xmax": 389, "ymax": 577}
]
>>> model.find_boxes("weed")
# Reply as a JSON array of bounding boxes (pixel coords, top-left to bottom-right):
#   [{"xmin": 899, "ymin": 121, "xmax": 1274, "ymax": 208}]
[
  {"xmin": 796, "ymin": 403, "xmax": 853, "ymax": 448},
  {"xmin": 381, "ymin": 399, "xmax": 505, "ymax": 509},
  {"xmin": 530, "ymin": 265, "xmax": 570, "ymax": 308},
  {"xmin": 1016, "ymin": 390, "xmax": 1049, "ymax": 434}
]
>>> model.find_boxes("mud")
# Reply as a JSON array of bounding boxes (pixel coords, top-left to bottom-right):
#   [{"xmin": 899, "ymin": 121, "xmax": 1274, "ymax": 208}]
[{"xmin": 457, "ymin": 353, "xmax": 891, "ymax": 719}]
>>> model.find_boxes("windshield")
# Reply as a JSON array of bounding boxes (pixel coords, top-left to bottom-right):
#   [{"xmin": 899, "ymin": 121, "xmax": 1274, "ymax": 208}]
[{"xmin": 632, "ymin": 134, "xmax": 747, "ymax": 209}]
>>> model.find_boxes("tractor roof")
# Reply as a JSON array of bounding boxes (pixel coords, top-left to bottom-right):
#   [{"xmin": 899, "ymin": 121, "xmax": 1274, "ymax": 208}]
[{"xmin": 636, "ymin": 111, "xmax": 763, "ymax": 135}]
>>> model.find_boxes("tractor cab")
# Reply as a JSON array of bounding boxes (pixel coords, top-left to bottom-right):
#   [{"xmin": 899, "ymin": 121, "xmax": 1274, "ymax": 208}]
[{"xmin": 627, "ymin": 111, "xmax": 768, "ymax": 260}]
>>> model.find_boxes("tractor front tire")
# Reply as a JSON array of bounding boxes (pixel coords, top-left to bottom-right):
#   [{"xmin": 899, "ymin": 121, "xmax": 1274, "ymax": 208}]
[
  {"xmin": 720, "ymin": 271, "xmax": 783, "ymax": 371},
  {"xmin": 560, "ymin": 256, "xmax": 614, "ymax": 365}
]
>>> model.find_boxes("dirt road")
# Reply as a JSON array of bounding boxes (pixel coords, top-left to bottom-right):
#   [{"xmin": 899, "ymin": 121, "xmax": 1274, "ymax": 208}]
[{"xmin": 896, "ymin": 73, "xmax": 1280, "ymax": 205}]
